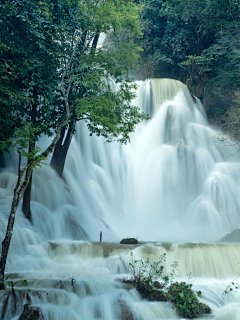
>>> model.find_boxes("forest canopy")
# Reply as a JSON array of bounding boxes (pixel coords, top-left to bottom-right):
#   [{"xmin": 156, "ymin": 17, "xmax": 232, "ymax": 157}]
[{"xmin": 137, "ymin": 0, "xmax": 240, "ymax": 135}]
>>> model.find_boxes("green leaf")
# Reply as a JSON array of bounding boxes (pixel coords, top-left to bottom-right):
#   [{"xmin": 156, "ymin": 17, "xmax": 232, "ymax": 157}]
[{"xmin": 22, "ymin": 280, "xmax": 28, "ymax": 287}]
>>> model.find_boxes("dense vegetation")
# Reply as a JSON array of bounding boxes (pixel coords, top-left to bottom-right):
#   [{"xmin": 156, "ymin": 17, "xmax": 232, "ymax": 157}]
[{"xmin": 137, "ymin": 0, "xmax": 240, "ymax": 136}]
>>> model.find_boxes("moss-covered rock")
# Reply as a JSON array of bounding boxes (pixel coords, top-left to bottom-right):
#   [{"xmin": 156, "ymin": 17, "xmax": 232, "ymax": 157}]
[
  {"xmin": 122, "ymin": 279, "xmax": 170, "ymax": 301},
  {"xmin": 138, "ymin": 287, "xmax": 170, "ymax": 301}
]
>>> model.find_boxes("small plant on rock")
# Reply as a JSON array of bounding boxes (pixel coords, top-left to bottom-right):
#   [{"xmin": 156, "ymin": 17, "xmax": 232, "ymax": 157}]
[
  {"xmin": 120, "ymin": 252, "xmax": 178, "ymax": 301},
  {"xmin": 169, "ymin": 282, "xmax": 204, "ymax": 319},
  {"xmin": 223, "ymin": 276, "xmax": 240, "ymax": 295},
  {"xmin": 3, "ymin": 278, "xmax": 30, "ymax": 296},
  {"xmin": 120, "ymin": 253, "xmax": 210, "ymax": 318}
]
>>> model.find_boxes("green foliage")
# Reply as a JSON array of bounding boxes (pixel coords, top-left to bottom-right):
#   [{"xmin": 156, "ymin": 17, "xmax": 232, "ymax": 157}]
[
  {"xmin": 0, "ymin": 0, "xmax": 65, "ymax": 154},
  {"xmin": 121, "ymin": 252, "xmax": 178, "ymax": 290},
  {"xmin": 1, "ymin": 0, "xmax": 146, "ymax": 156},
  {"xmin": 120, "ymin": 252, "xmax": 177, "ymax": 302},
  {"xmin": 138, "ymin": 0, "xmax": 240, "ymax": 121},
  {"xmin": 169, "ymin": 282, "xmax": 204, "ymax": 319},
  {"xmin": 3, "ymin": 278, "xmax": 30, "ymax": 295},
  {"xmin": 76, "ymin": 81, "xmax": 147, "ymax": 143},
  {"xmin": 0, "ymin": 121, "xmax": 46, "ymax": 167}
]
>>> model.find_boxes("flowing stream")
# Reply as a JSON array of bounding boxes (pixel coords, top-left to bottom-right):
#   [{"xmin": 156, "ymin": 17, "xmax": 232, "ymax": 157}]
[{"xmin": 1, "ymin": 79, "xmax": 240, "ymax": 319}]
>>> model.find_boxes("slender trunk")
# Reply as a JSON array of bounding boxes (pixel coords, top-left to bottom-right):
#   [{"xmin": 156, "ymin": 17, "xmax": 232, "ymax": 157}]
[
  {"xmin": 0, "ymin": 154, "xmax": 33, "ymax": 289},
  {"xmin": 22, "ymin": 173, "xmax": 33, "ymax": 221},
  {"xmin": 0, "ymin": 196, "xmax": 20, "ymax": 289},
  {"xmin": 22, "ymin": 89, "xmax": 37, "ymax": 221},
  {"xmin": 50, "ymin": 119, "xmax": 76, "ymax": 177},
  {"xmin": 22, "ymin": 139, "xmax": 35, "ymax": 221}
]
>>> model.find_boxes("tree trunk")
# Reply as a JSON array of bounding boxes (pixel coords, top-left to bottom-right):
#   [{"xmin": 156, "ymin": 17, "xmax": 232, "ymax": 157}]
[
  {"xmin": 50, "ymin": 119, "xmax": 76, "ymax": 177},
  {"xmin": 22, "ymin": 173, "xmax": 33, "ymax": 221},
  {"xmin": 0, "ymin": 200, "xmax": 19, "ymax": 289},
  {"xmin": 22, "ymin": 139, "xmax": 35, "ymax": 221},
  {"xmin": 0, "ymin": 154, "xmax": 32, "ymax": 289},
  {"xmin": 22, "ymin": 89, "xmax": 37, "ymax": 221}
]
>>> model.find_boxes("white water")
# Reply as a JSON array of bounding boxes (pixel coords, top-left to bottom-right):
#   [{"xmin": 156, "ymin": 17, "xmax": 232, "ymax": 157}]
[{"xmin": 1, "ymin": 79, "xmax": 240, "ymax": 319}]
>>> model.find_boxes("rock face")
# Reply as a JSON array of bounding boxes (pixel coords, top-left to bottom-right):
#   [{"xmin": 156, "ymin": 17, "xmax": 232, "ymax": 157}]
[
  {"xmin": 120, "ymin": 238, "xmax": 138, "ymax": 245},
  {"xmin": 19, "ymin": 306, "xmax": 43, "ymax": 320}
]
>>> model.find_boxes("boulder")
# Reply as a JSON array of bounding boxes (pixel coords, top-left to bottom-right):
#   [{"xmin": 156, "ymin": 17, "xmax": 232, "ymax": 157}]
[
  {"xmin": 152, "ymin": 281, "xmax": 163, "ymax": 289},
  {"xmin": 120, "ymin": 238, "xmax": 138, "ymax": 245}
]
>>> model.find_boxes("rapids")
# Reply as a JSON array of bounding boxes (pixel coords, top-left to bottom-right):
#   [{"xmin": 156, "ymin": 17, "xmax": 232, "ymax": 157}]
[{"xmin": 1, "ymin": 79, "xmax": 240, "ymax": 319}]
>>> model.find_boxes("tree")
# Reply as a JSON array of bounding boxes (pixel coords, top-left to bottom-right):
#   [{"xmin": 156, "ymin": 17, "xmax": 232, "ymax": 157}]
[
  {"xmin": 49, "ymin": 0, "xmax": 145, "ymax": 177},
  {"xmin": 0, "ymin": 0, "xmax": 146, "ymax": 289}
]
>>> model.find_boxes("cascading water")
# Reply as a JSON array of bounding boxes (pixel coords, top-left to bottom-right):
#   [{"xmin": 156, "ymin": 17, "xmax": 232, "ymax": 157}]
[{"xmin": 1, "ymin": 79, "xmax": 240, "ymax": 319}]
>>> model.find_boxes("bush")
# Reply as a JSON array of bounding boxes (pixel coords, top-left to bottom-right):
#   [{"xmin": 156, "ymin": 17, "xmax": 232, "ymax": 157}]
[
  {"xmin": 121, "ymin": 252, "xmax": 177, "ymax": 291},
  {"xmin": 169, "ymin": 282, "xmax": 204, "ymax": 319}
]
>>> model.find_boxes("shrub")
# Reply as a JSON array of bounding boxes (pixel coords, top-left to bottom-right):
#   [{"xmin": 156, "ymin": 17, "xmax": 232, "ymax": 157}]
[
  {"xmin": 169, "ymin": 282, "xmax": 204, "ymax": 319},
  {"xmin": 121, "ymin": 252, "xmax": 178, "ymax": 291}
]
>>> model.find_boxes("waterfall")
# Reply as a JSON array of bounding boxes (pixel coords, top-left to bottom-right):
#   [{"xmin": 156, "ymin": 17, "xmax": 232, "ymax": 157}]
[{"xmin": 1, "ymin": 79, "xmax": 240, "ymax": 319}]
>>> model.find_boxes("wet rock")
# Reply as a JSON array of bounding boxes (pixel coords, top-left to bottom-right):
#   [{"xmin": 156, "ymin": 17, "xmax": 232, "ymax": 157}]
[
  {"xmin": 152, "ymin": 281, "xmax": 163, "ymax": 289},
  {"xmin": 120, "ymin": 238, "xmax": 138, "ymax": 245},
  {"xmin": 121, "ymin": 279, "xmax": 169, "ymax": 301},
  {"xmin": 118, "ymin": 299, "xmax": 134, "ymax": 320},
  {"xmin": 19, "ymin": 306, "xmax": 44, "ymax": 320},
  {"xmin": 202, "ymin": 304, "xmax": 211, "ymax": 314},
  {"xmin": 122, "ymin": 283, "xmax": 136, "ymax": 290},
  {"xmin": 138, "ymin": 288, "xmax": 170, "ymax": 301}
]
